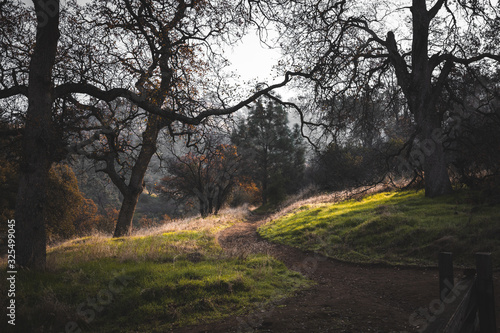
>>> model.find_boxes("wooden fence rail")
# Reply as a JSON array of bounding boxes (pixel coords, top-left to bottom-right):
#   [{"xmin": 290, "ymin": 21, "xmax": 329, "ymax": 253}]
[{"xmin": 423, "ymin": 252, "xmax": 496, "ymax": 333}]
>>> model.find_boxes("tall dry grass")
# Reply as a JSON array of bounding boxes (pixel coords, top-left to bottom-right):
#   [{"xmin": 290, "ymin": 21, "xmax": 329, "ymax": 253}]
[{"xmin": 132, "ymin": 204, "xmax": 251, "ymax": 237}]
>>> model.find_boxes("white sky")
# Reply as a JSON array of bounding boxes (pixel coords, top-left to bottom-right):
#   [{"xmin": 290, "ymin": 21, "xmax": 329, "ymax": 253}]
[
  {"xmin": 225, "ymin": 31, "xmax": 294, "ymax": 100},
  {"xmin": 227, "ymin": 33, "xmax": 279, "ymax": 82}
]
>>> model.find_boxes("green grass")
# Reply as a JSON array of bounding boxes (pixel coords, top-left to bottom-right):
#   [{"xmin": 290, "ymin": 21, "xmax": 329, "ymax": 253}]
[
  {"xmin": 0, "ymin": 221, "xmax": 310, "ymax": 332},
  {"xmin": 258, "ymin": 190, "xmax": 500, "ymax": 268}
]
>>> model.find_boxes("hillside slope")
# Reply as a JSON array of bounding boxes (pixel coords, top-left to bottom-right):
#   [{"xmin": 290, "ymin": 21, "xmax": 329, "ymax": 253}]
[{"xmin": 259, "ymin": 190, "xmax": 500, "ymax": 267}]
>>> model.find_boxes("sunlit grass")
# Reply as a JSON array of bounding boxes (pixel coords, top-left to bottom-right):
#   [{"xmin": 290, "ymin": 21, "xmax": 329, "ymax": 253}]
[
  {"xmin": 259, "ymin": 189, "xmax": 500, "ymax": 267},
  {"xmin": 0, "ymin": 207, "xmax": 311, "ymax": 333}
]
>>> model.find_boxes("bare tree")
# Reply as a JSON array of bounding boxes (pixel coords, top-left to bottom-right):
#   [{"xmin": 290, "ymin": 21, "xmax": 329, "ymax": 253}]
[
  {"xmin": 0, "ymin": 0, "xmax": 304, "ymax": 268},
  {"xmin": 158, "ymin": 140, "xmax": 240, "ymax": 217},
  {"xmin": 260, "ymin": 0, "xmax": 500, "ymax": 197},
  {"xmin": 0, "ymin": 0, "xmax": 60, "ymax": 269},
  {"xmin": 64, "ymin": 0, "xmax": 304, "ymax": 237}
]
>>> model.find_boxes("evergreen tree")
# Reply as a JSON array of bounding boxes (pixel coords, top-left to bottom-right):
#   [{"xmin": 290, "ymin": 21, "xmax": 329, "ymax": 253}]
[{"xmin": 232, "ymin": 98, "xmax": 305, "ymax": 205}]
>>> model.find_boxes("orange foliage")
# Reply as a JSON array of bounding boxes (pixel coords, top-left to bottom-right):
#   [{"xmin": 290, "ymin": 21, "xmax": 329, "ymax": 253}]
[
  {"xmin": 231, "ymin": 176, "xmax": 261, "ymax": 206},
  {"xmin": 73, "ymin": 197, "xmax": 100, "ymax": 236},
  {"xmin": 94, "ymin": 208, "xmax": 119, "ymax": 234},
  {"xmin": 138, "ymin": 215, "xmax": 163, "ymax": 229}
]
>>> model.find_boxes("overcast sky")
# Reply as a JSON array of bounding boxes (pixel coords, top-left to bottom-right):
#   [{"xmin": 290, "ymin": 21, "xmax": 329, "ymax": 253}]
[
  {"xmin": 227, "ymin": 32, "xmax": 279, "ymax": 81},
  {"xmin": 226, "ymin": 31, "xmax": 294, "ymax": 100}
]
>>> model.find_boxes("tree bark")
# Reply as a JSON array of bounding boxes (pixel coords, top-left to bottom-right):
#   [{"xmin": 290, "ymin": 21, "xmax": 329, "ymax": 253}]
[
  {"xmin": 419, "ymin": 118, "xmax": 453, "ymax": 197},
  {"xmin": 14, "ymin": 0, "xmax": 60, "ymax": 269},
  {"xmin": 410, "ymin": 90, "xmax": 453, "ymax": 198},
  {"xmin": 112, "ymin": 115, "xmax": 161, "ymax": 237},
  {"xmin": 208, "ymin": 196, "xmax": 214, "ymax": 215},
  {"xmin": 410, "ymin": 1, "xmax": 452, "ymax": 197},
  {"xmin": 194, "ymin": 187, "xmax": 209, "ymax": 217},
  {"xmin": 113, "ymin": 191, "xmax": 142, "ymax": 237},
  {"xmin": 385, "ymin": 1, "xmax": 453, "ymax": 197},
  {"xmin": 423, "ymin": 139, "xmax": 452, "ymax": 197}
]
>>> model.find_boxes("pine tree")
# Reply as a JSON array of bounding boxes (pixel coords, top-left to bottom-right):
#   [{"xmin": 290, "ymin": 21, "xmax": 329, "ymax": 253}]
[{"xmin": 232, "ymin": 98, "xmax": 305, "ymax": 205}]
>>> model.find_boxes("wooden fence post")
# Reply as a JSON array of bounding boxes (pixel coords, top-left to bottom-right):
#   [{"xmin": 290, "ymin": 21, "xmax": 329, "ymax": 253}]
[
  {"xmin": 439, "ymin": 252, "xmax": 454, "ymax": 301},
  {"xmin": 476, "ymin": 252, "xmax": 497, "ymax": 333}
]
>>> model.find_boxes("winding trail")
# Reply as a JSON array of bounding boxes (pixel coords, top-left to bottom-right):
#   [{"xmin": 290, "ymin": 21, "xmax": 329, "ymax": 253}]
[{"xmin": 176, "ymin": 213, "xmax": 500, "ymax": 333}]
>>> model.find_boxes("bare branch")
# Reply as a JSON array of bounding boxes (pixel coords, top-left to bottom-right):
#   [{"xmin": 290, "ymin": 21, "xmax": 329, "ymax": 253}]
[
  {"xmin": 385, "ymin": 31, "xmax": 410, "ymax": 94},
  {"xmin": 0, "ymin": 85, "xmax": 28, "ymax": 98},
  {"xmin": 447, "ymin": 53, "xmax": 500, "ymax": 65},
  {"xmin": 55, "ymin": 71, "xmax": 307, "ymax": 125},
  {"xmin": 428, "ymin": 0, "xmax": 446, "ymax": 20}
]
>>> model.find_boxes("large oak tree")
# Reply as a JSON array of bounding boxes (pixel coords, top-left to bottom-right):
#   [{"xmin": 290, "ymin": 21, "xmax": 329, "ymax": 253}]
[
  {"xmin": 0, "ymin": 0, "xmax": 303, "ymax": 268},
  {"xmin": 262, "ymin": 0, "xmax": 500, "ymax": 197}
]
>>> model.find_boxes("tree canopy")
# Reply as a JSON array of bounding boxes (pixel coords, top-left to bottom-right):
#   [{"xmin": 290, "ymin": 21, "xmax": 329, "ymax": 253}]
[
  {"xmin": 0, "ymin": 0, "xmax": 305, "ymax": 268},
  {"xmin": 158, "ymin": 142, "xmax": 240, "ymax": 217},
  {"xmin": 259, "ymin": 0, "xmax": 500, "ymax": 197}
]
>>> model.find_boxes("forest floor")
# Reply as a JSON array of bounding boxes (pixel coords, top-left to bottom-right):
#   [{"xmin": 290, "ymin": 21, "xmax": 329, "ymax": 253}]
[{"xmin": 176, "ymin": 212, "xmax": 500, "ymax": 333}]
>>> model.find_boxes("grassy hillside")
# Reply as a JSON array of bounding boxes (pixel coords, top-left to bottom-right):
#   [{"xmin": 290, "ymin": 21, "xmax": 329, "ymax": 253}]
[
  {"xmin": 0, "ymin": 209, "xmax": 310, "ymax": 333},
  {"xmin": 258, "ymin": 190, "xmax": 500, "ymax": 268}
]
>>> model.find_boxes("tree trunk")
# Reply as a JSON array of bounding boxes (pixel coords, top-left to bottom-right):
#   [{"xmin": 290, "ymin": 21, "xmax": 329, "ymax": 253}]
[
  {"xmin": 199, "ymin": 202, "xmax": 208, "ymax": 218},
  {"xmin": 423, "ymin": 142, "xmax": 452, "ymax": 197},
  {"xmin": 111, "ymin": 43, "xmax": 172, "ymax": 236},
  {"xmin": 410, "ymin": 77, "xmax": 453, "ymax": 197},
  {"xmin": 386, "ymin": 1, "xmax": 453, "ymax": 198},
  {"xmin": 14, "ymin": 0, "xmax": 60, "ymax": 269},
  {"xmin": 420, "ymin": 119, "xmax": 453, "ymax": 197},
  {"xmin": 411, "ymin": 107, "xmax": 453, "ymax": 197},
  {"xmin": 262, "ymin": 148, "xmax": 269, "ymax": 205},
  {"xmin": 112, "ymin": 115, "xmax": 161, "ymax": 237},
  {"xmin": 199, "ymin": 196, "xmax": 210, "ymax": 217},
  {"xmin": 113, "ymin": 191, "xmax": 141, "ymax": 237},
  {"xmin": 208, "ymin": 196, "xmax": 214, "ymax": 215},
  {"xmin": 214, "ymin": 186, "xmax": 226, "ymax": 215}
]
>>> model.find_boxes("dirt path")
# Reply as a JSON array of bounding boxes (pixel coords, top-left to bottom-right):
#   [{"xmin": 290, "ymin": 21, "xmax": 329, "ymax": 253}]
[{"xmin": 176, "ymin": 213, "xmax": 500, "ymax": 333}]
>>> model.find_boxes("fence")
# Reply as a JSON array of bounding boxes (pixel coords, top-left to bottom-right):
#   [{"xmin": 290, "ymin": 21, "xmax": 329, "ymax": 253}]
[{"xmin": 422, "ymin": 252, "xmax": 497, "ymax": 333}]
